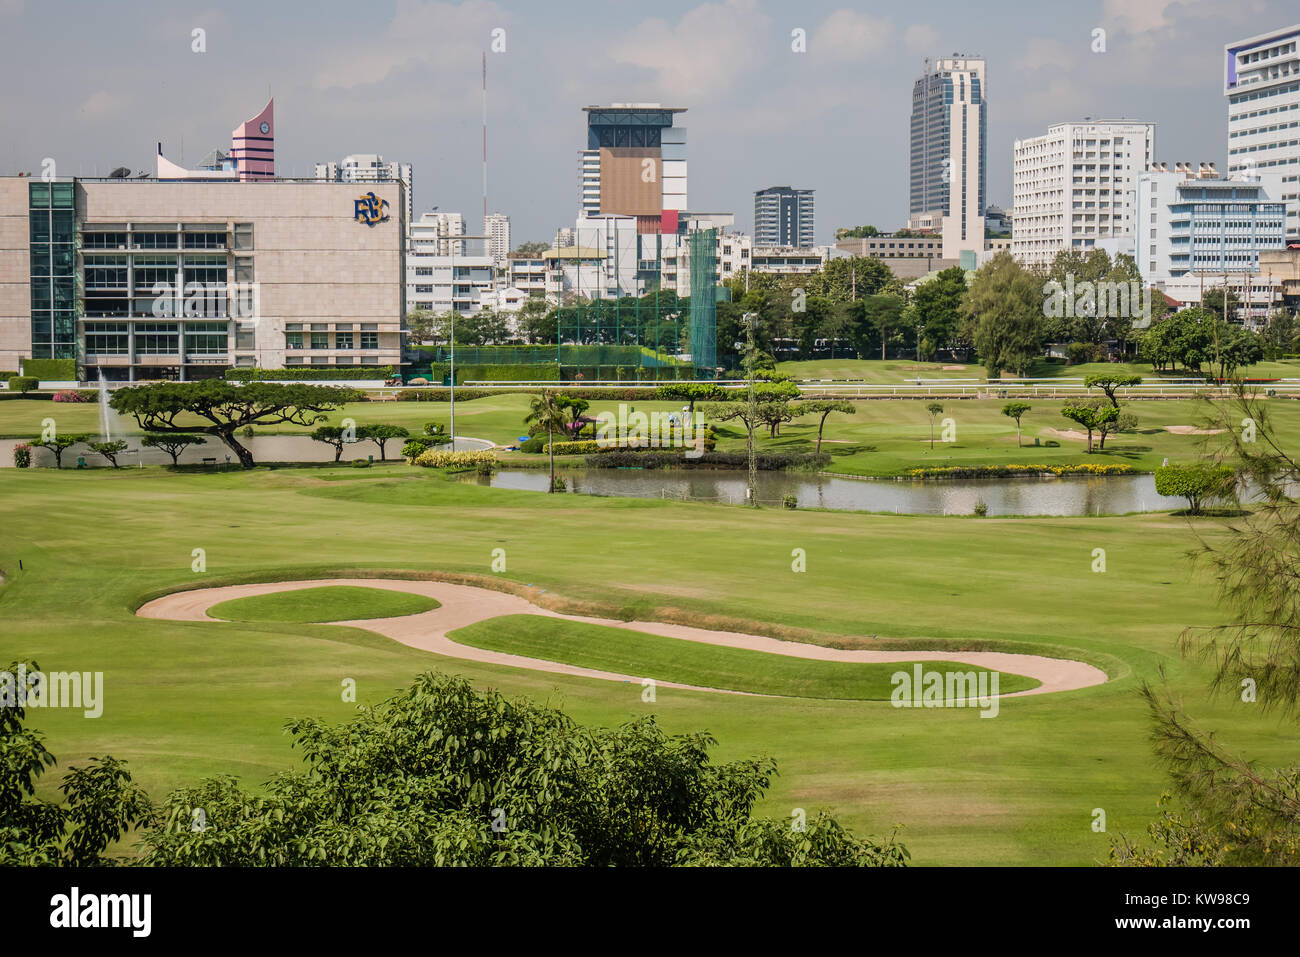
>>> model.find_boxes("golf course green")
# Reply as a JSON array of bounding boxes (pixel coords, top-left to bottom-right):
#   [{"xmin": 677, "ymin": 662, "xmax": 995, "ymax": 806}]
[
  {"xmin": 209, "ymin": 585, "xmax": 439, "ymax": 623},
  {"xmin": 1, "ymin": 458, "xmax": 1290, "ymax": 865}
]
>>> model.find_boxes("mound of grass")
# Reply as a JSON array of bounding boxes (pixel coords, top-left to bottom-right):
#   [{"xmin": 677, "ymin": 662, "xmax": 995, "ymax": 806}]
[
  {"xmin": 449, "ymin": 614, "xmax": 1039, "ymax": 700},
  {"xmin": 209, "ymin": 585, "xmax": 439, "ymax": 623}
]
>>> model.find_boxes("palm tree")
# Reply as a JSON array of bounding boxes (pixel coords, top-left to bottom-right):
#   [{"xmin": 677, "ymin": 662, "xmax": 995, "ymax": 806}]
[{"xmin": 525, "ymin": 391, "xmax": 569, "ymax": 492}]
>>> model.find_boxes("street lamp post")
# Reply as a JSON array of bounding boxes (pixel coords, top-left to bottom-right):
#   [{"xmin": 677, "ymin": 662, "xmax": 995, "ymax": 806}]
[{"xmin": 448, "ymin": 234, "xmax": 492, "ymax": 447}]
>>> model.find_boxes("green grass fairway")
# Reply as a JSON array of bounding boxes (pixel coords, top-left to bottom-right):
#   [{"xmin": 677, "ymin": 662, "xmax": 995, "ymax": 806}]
[
  {"xmin": 777, "ymin": 356, "xmax": 1300, "ymax": 383},
  {"xmin": 450, "ymin": 614, "xmax": 1040, "ymax": 699},
  {"xmin": 2, "ymin": 463, "xmax": 1295, "ymax": 864},
  {"xmin": 209, "ymin": 585, "xmax": 438, "ymax": 623},
  {"xmin": 8, "ymin": 383, "xmax": 1300, "ymax": 479}
]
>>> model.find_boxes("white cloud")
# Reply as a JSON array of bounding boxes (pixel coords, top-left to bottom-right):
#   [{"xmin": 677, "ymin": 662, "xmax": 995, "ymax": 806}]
[
  {"xmin": 313, "ymin": 0, "xmax": 507, "ymax": 91},
  {"xmin": 607, "ymin": 0, "xmax": 771, "ymax": 98},
  {"xmin": 79, "ymin": 90, "xmax": 126, "ymax": 116},
  {"xmin": 904, "ymin": 24, "xmax": 940, "ymax": 56},
  {"xmin": 1013, "ymin": 37, "xmax": 1078, "ymax": 75},
  {"xmin": 811, "ymin": 9, "xmax": 893, "ymax": 62}
]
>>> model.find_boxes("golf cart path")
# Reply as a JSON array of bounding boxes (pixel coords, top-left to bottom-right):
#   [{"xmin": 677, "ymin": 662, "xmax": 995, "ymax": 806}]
[{"xmin": 137, "ymin": 578, "xmax": 1108, "ymax": 699}]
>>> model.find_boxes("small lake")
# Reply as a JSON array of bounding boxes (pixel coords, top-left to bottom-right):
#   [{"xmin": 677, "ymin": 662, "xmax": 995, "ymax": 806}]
[
  {"xmin": 471, "ymin": 468, "xmax": 1193, "ymax": 516},
  {"xmin": 0, "ymin": 434, "xmax": 491, "ymax": 468}
]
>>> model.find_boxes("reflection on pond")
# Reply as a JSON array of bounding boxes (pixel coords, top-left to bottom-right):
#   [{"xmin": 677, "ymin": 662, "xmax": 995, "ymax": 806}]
[{"xmin": 472, "ymin": 468, "xmax": 1193, "ymax": 516}]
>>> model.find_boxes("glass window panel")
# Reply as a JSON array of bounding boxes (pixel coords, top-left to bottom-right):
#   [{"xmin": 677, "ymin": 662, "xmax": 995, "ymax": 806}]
[
  {"xmin": 28, "ymin": 183, "xmax": 50, "ymax": 206},
  {"xmin": 51, "ymin": 210, "xmax": 75, "ymax": 244},
  {"xmin": 51, "ymin": 183, "xmax": 74, "ymax": 208},
  {"xmin": 29, "ymin": 211, "xmax": 50, "ymax": 243}
]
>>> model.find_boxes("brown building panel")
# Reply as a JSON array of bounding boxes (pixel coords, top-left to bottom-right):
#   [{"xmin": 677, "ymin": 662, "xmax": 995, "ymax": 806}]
[{"xmin": 599, "ymin": 148, "xmax": 661, "ymax": 216}]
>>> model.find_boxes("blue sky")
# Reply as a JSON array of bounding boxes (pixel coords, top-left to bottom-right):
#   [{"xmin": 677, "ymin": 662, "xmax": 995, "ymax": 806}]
[{"xmin": 1, "ymin": 0, "xmax": 1296, "ymax": 244}]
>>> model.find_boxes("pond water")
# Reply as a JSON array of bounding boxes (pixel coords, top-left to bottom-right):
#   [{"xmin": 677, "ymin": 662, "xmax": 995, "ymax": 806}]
[
  {"xmin": 472, "ymin": 468, "xmax": 1193, "ymax": 516},
  {"xmin": 0, "ymin": 434, "xmax": 491, "ymax": 468}
]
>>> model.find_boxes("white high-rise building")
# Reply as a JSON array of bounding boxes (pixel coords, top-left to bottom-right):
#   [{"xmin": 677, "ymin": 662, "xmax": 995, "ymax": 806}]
[
  {"xmin": 409, "ymin": 212, "xmax": 466, "ymax": 256},
  {"xmin": 909, "ymin": 56, "xmax": 987, "ymax": 262},
  {"xmin": 1012, "ymin": 120, "xmax": 1155, "ymax": 266},
  {"xmin": 1137, "ymin": 164, "xmax": 1287, "ymax": 322},
  {"xmin": 315, "ymin": 154, "xmax": 414, "ymax": 225},
  {"xmin": 1225, "ymin": 24, "xmax": 1300, "ymax": 239},
  {"xmin": 484, "ymin": 212, "xmax": 511, "ymax": 269}
]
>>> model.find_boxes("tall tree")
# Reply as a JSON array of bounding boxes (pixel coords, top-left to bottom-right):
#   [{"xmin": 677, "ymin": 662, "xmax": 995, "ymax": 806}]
[
  {"xmin": 911, "ymin": 266, "xmax": 967, "ymax": 359},
  {"xmin": 795, "ymin": 400, "xmax": 856, "ymax": 454},
  {"xmin": 961, "ymin": 251, "xmax": 1044, "ymax": 379},
  {"xmin": 112, "ymin": 381, "xmax": 362, "ymax": 468}
]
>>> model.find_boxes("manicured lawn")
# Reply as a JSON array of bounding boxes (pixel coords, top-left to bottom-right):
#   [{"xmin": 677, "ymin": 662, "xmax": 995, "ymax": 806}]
[
  {"xmin": 7, "ymin": 390, "xmax": 1300, "ymax": 477},
  {"xmin": 712, "ymin": 396, "xmax": 1300, "ymax": 477},
  {"xmin": 449, "ymin": 614, "xmax": 1039, "ymax": 699},
  {"xmin": 1, "ymin": 463, "xmax": 1294, "ymax": 864},
  {"xmin": 777, "ymin": 356, "xmax": 1300, "ymax": 383},
  {"xmin": 209, "ymin": 585, "xmax": 438, "ymax": 623}
]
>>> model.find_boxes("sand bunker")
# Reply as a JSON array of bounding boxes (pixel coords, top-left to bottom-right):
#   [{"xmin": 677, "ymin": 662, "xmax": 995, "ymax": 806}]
[{"xmin": 137, "ymin": 578, "xmax": 1108, "ymax": 699}]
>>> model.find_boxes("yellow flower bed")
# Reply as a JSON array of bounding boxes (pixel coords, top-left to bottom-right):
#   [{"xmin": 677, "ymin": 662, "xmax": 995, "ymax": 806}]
[
  {"xmin": 908, "ymin": 463, "xmax": 1136, "ymax": 479},
  {"xmin": 412, "ymin": 449, "xmax": 497, "ymax": 469}
]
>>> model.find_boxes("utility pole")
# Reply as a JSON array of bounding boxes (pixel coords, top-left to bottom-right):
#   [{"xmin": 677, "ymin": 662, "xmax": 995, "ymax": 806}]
[{"xmin": 448, "ymin": 234, "xmax": 493, "ymax": 447}]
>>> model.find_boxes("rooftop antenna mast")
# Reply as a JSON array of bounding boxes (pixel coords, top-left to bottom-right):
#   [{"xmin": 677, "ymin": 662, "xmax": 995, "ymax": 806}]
[{"xmin": 482, "ymin": 51, "xmax": 488, "ymax": 256}]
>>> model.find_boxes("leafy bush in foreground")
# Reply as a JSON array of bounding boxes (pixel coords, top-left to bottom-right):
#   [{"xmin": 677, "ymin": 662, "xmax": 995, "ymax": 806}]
[{"xmin": 140, "ymin": 672, "xmax": 907, "ymax": 867}]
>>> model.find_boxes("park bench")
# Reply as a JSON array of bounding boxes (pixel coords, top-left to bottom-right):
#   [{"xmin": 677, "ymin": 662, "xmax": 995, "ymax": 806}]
[{"xmin": 202, "ymin": 457, "xmax": 217, "ymax": 467}]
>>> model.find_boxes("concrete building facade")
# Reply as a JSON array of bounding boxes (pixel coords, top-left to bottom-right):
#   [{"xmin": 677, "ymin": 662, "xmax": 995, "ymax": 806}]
[
  {"xmin": 910, "ymin": 56, "xmax": 987, "ymax": 261},
  {"xmin": 315, "ymin": 154, "xmax": 414, "ymax": 226},
  {"xmin": 1225, "ymin": 23, "xmax": 1300, "ymax": 239},
  {"xmin": 753, "ymin": 186, "xmax": 814, "ymax": 246},
  {"xmin": 1, "ymin": 177, "xmax": 405, "ymax": 378},
  {"xmin": 1012, "ymin": 120, "xmax": 1155, "ymax": 266},
  {"xmin": 1136, "ymin": 165, "xmax": 1287, "ymax": 321}
]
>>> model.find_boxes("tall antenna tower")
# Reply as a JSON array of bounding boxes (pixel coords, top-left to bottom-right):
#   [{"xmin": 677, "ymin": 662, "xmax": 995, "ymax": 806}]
[{"xmin": 482, "ymin": 51, "xmax": 488, "ymax": 254}]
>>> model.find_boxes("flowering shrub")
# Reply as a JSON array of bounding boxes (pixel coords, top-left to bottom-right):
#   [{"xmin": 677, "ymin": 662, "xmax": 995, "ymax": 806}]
[
  {"xmin": 12, "ymin": 443, "xmax": 32, "ymax": 468},
  {"xmin": 542, "ymin": 440, "xmax": 602, "ymax": 455},
  {"xmin": 908, "ymin": 463, "xmax": 1135, "ymax": 479},
  {"xmin": 412, "ymin": 449, "xmax": 497, "ymax": 470},
  {"xmin": 52, "ymin": 390, "xmax": 94, "ymax": 403}
]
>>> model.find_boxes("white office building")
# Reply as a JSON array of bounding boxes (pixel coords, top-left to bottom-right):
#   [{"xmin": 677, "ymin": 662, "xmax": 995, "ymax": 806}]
[
  {"xmin": 406, "ymin": 231, "xmax": 495, "ymax": 318},
  {"xmin": 1137, "ymin": 164, "xmax": 1287, "ymax": 320},
  {"xmin": 1012, "ymin": 120, "xmax": 1155, "ymax": 266},
  {"xmin": 409, "ymin": 211, "xmax": 466, "ymax": 256},
  {"xmin": 484, "ymin": 212, "xmax": 511, "ymax": 270},
  {"xmin": 1225, "ymin": 23, "xmax": 1300, "ymax": 239},
  {"xmin": 315, "ymin": 154, "xmax": 414, "ymax": 226}
]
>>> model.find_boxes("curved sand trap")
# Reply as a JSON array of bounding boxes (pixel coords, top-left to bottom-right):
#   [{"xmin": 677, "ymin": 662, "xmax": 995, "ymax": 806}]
[
  {"xmin": 137, "ymin": 578, "xmax": 1108, "ymax": 700},
  {"xmin": 1163, "ymin": 425, "xmax": 1226, "ymax": 435}
]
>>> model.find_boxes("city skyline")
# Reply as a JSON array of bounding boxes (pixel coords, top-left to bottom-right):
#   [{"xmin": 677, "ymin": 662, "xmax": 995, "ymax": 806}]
[{"xmin": 0, "ymin": 0, "xmax": 1297, "ymax": 246}]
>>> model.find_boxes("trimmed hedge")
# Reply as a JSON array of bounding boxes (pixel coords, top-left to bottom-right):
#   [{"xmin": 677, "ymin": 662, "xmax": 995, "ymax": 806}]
[
  {"xmin": 458, "ymin": 363, "xmax": 560, "ymax": 382},
  {"xmin": 584, "ymin": 450, "xmax": 829, "ymax": 470},
  {"xmin": 21, "ymin": 358, "xmax": 75, "ymax": 380},
  {"xmin": 226, "ymin": 367, "xmax": 395, "ymax": 381},
  {"xmin": 908, "ymin": 463, "xmax": 1135, "ymax": 479},
  {"xmin": 542, "ymin": 440, "xmax": 602, "ymax": 455},
  {"xmin": 10, "ymin": 376, "xmax": 39, "ymax": 394}
]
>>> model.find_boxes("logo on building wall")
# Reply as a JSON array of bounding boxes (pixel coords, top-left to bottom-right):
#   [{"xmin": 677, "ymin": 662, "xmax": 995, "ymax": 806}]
[{"xmin": 354, "ymin": 192, "xmax": 390, "ymax": 226}]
